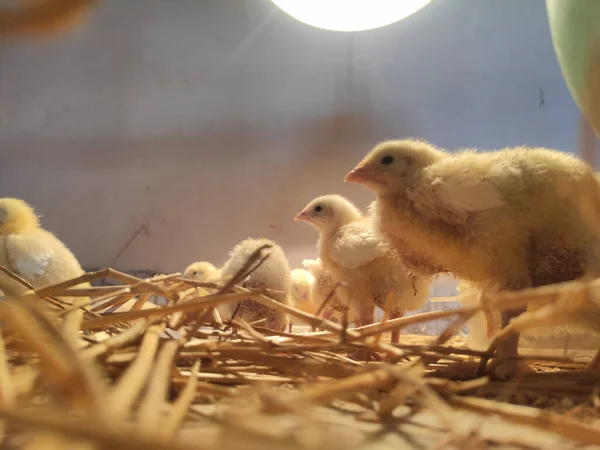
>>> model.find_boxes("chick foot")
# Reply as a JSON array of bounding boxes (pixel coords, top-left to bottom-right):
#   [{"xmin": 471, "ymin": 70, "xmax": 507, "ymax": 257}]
[{"xmin": 490, "ymin": 308, "xmax": 534, "ymax": 380}]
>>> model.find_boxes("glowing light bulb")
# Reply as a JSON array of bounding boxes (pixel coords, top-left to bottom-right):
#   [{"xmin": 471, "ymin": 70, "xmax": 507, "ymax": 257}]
[{"xmin": 270, "ymin": 0, "xmax": 432, "ymax": 32}]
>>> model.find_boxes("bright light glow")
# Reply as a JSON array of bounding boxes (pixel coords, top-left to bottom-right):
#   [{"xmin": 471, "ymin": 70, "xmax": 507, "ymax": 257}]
[{"xmin": 270, "ymin": 0, "xmax": 432, "ymax": 32}]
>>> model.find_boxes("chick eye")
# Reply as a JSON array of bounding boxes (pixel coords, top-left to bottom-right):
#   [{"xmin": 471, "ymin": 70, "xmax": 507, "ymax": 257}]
[
  {"xmin": 381, "ymin": 155, "xmax": 394, "ymax": 165},
  {"xmin": 314, "ymin": 205, "xmax": 322, "ymax": 212},
  {"xmin": 192, "ymin": 271, "xmax": 198, "ymax": 275}
]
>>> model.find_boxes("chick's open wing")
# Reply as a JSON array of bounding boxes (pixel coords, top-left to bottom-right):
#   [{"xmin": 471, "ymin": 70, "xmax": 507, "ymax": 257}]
[
  {"xmin": 329, "ymin": 226, "xmax": 385, "ymax": 270},
  {"xmin": 5, "ymin": 233, "xmax": 55, "ymax": 280}
]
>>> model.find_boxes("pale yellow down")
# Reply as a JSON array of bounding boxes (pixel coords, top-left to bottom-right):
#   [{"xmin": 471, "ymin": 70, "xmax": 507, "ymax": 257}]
[
  {"xmin": 354, "ymin": 140, "xmax": 600, "ymax": 362},
  {"xmin": 0, "ymin": 198, "xmax": 90, "ymax": 337},
  {"xmin": 362, "ymin": 139, "xmax": 600, "ymax": 290},
  {"xmin": 183, "ymin": 261, "xmax": 222, "ymax": 283},
  {"xmin": 290, "ymin": 268, "xmax": 316, "ymax": 317},
  {"xmin": 0, "ymin": 198, "xmax": 87, "ymax": 287},
  {"xmin": 298, "ymin": 194, "xmax": 430, "ymax": 327}
]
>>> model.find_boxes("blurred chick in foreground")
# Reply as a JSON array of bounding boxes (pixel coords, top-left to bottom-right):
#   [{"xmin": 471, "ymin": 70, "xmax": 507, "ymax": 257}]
[
  {"xmin": 183, "ymin": 261, "xmax": 222, "ymax": 283},
  {"xmin": 302, "ymin": 258, "xmax": 354, "ymax": 324},
  {"xmin": 0, "ymin": 198, "xmax": 90, "ymax": 336},
  {"xmin": 295, "ymin": 195, "xmax": 430, "ymax": 343},
  {"xmin": 220, "ymin": 238, "xmax": 292, "ymax": 331},
  {"xmin": 346, "ymin": 139, "xmax": 600, "ymax": 377}
]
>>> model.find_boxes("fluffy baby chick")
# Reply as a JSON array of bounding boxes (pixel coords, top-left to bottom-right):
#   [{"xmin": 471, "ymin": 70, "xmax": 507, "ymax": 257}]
[
  {"xmin": 290, "ymin": 268, "xmax": 316, "ymax": 314},
  {"xmin": 0, "ymin": 199, "xmax": 88, "ymax": 288},
  {"xmin": 183, "ymin": 261, "xmax": 222, "ymax": 283},
  {"xmin": 295, "ymin": 195, "xmax": 430, "ymax": 343},
  {"xmin": 220, "ymin": 238, "xmax": 292, "ymax": 331},
  {"xmin": 345, "ymin": 139, "xmax": 600, "ymax": 377},
  {"xmin": 0, "ymin": 198, "xmax": 90, "ymax": 335}
]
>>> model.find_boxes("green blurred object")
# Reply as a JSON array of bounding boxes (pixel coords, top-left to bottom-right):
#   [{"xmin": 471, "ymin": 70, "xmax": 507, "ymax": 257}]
[{"xmin": 547, "ymin": 0, "xmax": 600, "ymax": 136}]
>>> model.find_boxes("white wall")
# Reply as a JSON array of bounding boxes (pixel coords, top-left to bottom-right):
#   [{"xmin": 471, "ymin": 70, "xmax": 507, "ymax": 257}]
[{"xmin": 0, "ymin": 0, "xmax": 587, "ymax": 275}]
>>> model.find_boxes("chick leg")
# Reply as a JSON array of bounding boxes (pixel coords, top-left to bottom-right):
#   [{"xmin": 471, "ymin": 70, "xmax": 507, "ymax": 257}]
[
  {"xmin": 358, "ymin": 307, "xmax": 374, "ymax": 327},
  {"xmin": 354, "ymin": 306, "xmax": 378, "ymax": 361},
  {"xmin": 493, "ymin": 307, "xmax": 534, "ymax": 380},
  {"xmin": 389, "ymin": 309, "xmax": 404, "ymax": 344}
]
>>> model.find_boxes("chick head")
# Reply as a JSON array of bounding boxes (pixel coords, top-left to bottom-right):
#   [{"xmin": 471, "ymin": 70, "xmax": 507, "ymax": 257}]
[
  {"xmin": 290, "ymin": 268, "xmax": 314, "ymax": 302},
  {"xmin": 344, "ymin": 139, "xmax": 445, "ymax": 194},
  {"xmin": 294, "ymin": 195, "xmax": 362, "ymax": 233},
  {"xmin": 0, "ymin": 198, "xmax": 40, "ymax": 234},
  {"xmin": 183, "ymin": 261, "xmax": 218, "ymax": 282}
]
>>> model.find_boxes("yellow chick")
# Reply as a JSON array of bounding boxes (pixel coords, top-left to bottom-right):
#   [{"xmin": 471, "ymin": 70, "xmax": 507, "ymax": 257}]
[
  {"xmin": 295, "ymin": 195, "xmax": 430, "ymax": 343},
  {"xmin": 220, "ymin": 238, "xmax": 292, "ymax": 331},
  {"xmin": 345, "ymin": 139, "xmax": 600, "ymax": 376},
  {"xmin": 183, "ymin": 261, "xmax": 222, "ymax": 283},
  {"xmin": 0, "ymin": 198, "xmax": 90, "ymax": 334},
  {"xmin": 290, "ymin": 268, "xmax": 316, "ymax": 314},
  {"xmin": 302, "ymin": 258, "xmax": 353, "ymax": 324}
]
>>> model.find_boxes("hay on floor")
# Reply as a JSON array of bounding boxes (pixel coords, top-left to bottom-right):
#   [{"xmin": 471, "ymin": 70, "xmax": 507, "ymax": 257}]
[{"xmin": 0, "ymin": 248, "xmax": 599, "ymax": 450}]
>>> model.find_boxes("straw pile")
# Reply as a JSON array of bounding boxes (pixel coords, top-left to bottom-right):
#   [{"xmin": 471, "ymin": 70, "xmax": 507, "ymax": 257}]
[{"xmin": 0, "ymin": 246, "xmax": 599, "ymax": 450}]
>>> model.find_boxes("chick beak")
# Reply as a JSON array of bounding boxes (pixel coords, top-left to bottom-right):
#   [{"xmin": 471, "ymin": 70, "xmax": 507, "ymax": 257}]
[
  {"xmin": 344, "ymin": 162, "xmax": 373, "ymax": 184},
  {"xmin": 294, "ymin": 210, "xmax": 313, "ymax": 223}
]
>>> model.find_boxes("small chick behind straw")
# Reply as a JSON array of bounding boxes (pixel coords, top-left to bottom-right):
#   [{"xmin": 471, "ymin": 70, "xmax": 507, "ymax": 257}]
[
  {"xmin": 183, "ymin": 261, "xmax": 222, "ymax": 284},
  {"xmin": 290, "ymin": 268, "xmax": 315, "ymax": 315},
  {"xmin": 302, "ymin": 258, "xmax": 353, "ymax": 324},
  {"xmin": 220, "ymin": 238, "xmax": 292, "ymax": 331},
  {"xmin": 295, "ymin": 195, "xmax": 430, "ymax": 343},
  {"xmin": 288, "ymin": 268, "xmax": 317, "ymax": 332}
]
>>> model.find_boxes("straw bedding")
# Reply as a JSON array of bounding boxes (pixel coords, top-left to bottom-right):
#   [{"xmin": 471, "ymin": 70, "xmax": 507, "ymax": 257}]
[{"xmin": 1, "ymin": 249, "xmax": 600, "ymax": 450}]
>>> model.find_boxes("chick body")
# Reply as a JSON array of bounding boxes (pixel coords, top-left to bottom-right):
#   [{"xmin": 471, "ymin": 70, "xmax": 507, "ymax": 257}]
[
  {"xmin": 290, "ymin": 268, "xmax": 316, "ymax": 316},
  {"xmin": 0, "ymin": 198, "xmax": 89, "ymax": 335},
  {"xmin": 347, "ymin": 140, "xmax": 600, "ymax": 375},
  {"xmin": 352, "ymin": 140, "xmax": 600, "ymax": 289},
  {"xmin": 0, "ymin": 198, "xmax": 88, "ymax": 288},
  {"xmin": 296, "ymin": 195, "xmax": 430, "ymax": 341},
  {"xmin": 183, "ymin": 261, "xmax": 222, "ymax": 283},
  {"xmin": 220, "ymin": 238, "xmax": 292, "ymax": 331}
]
